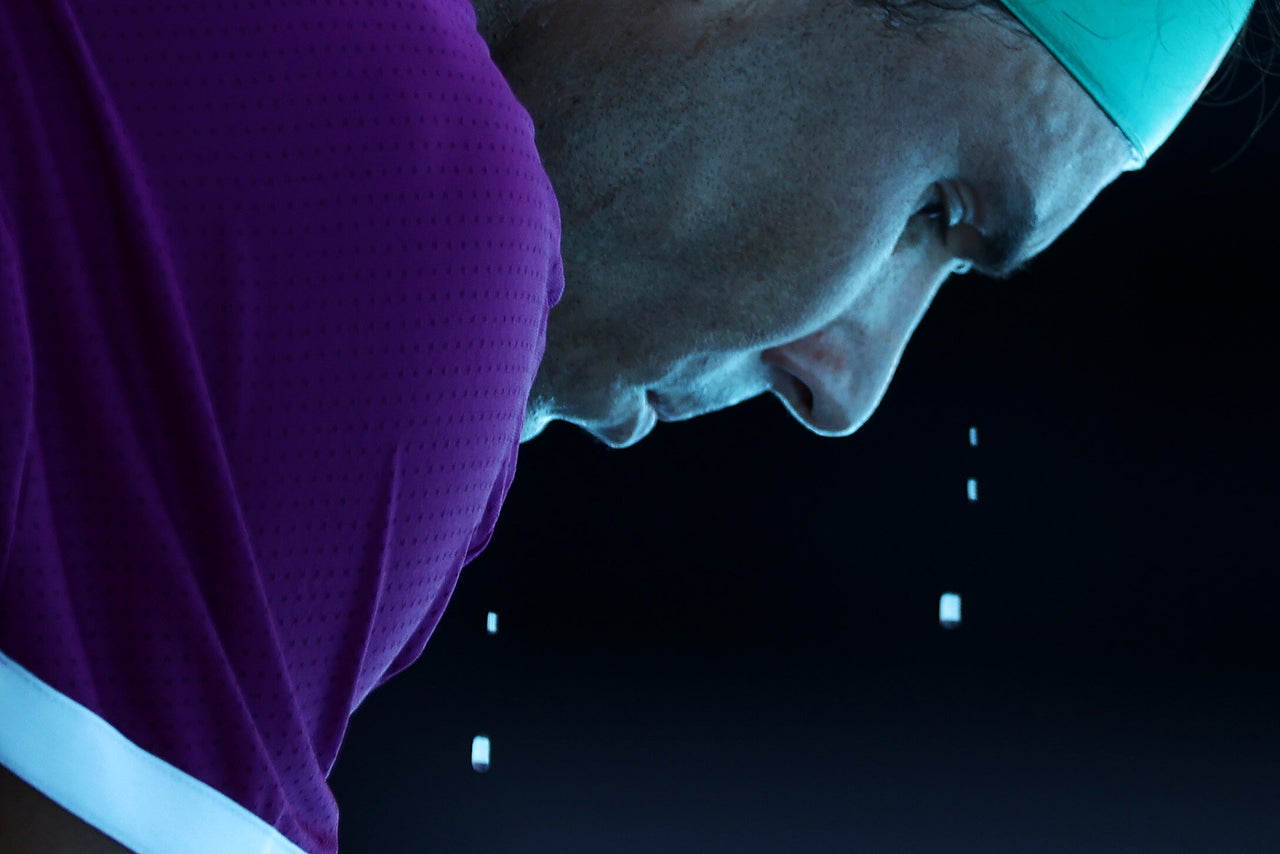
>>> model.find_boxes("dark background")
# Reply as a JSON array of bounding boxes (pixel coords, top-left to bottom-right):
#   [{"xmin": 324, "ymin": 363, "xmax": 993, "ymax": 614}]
[{"xmin": 329, "ymin": 24, "xmax": 1280, "ymax": 854}]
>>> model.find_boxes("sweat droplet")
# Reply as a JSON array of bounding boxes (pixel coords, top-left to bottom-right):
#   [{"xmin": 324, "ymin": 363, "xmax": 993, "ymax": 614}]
[
  {"xmin": 939, "ymin": 593, "xmax": 962, "ymax": 628},
  {"xmin": 471, "ymin": 736, "xmax": 491, "ymax": 773}
]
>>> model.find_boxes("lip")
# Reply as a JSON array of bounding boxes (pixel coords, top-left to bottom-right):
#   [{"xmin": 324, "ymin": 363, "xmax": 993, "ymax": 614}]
[
  {"xmin": 598, "ymin": 395, "xmax": 658, "ymax": 447},
  {"xmin": 646, "ymin": 390, "xmax": 677, "ymax": 422}
]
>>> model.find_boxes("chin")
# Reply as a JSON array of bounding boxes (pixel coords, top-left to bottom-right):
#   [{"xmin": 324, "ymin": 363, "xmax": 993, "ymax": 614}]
[
  {"xmin": 519, "ymin": 412, "xmax": 553, "ymax": 443},
  {"xmin": 590, "ymin": 418, "xmax": 655, "ymax": 449},
  {"xmin": 587, "ymin": 398, "xmax": 659, "ymax": 449}
]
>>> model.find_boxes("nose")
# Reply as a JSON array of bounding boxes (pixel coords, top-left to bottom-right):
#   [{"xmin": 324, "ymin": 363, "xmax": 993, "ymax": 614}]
[{"xmin": 761, "ymin": 269, "xmax": 948, "ymax": 436}]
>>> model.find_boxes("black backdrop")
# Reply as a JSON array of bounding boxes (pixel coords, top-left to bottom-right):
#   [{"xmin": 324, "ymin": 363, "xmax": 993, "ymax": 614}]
[{"xmin": 329, "ymin": 40, "xmax": 1280, "ymax": 854}]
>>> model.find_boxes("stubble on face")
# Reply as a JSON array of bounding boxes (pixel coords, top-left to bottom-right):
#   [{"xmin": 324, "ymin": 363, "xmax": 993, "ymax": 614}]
[
  {"xmin": 511, "ymin": 2, "xmax": 900, "ymax": 428},
  {"xmin": 507, "ymin": 0, "xmax": 1134, "ymax": 445}
]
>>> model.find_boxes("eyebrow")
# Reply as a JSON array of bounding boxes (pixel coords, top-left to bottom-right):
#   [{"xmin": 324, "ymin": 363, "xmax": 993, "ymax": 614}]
[{"xmin": 970, "ymin": 175, "xmax": 1039, "ymax": 282}]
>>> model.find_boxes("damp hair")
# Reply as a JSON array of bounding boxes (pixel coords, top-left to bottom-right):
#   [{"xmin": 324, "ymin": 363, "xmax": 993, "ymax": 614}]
[
  {"xmin": 862, "ymin": 0, "xmax": 1030, "ymax": 37},
  {"xmin": 1201, "ymin": 0, "xmax": 1280, "ymax": 169}
]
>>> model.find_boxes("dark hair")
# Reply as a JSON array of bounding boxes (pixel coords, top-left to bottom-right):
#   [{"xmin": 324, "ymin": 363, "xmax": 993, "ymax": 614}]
[
  {"xmin": 868, "ymin": 0, "xmax": 1028, "ymax": 36},
  {"xmin": 1184, "ymin": 1, "xmax": 1279, "ymax": 169},
  {"xmin": 1203, "ymin": 5, "xmax": 1280, "ymax": 114}
]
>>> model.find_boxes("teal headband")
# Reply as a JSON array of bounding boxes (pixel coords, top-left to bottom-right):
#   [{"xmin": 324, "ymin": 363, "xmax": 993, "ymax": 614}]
[{"xmin": 997, "ymin": 0, "xmax": 1255, "ymax": 169}]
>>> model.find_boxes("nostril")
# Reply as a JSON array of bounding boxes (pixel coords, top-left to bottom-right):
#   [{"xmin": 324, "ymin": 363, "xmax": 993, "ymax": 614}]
[
  {"xmin": 764, "ymin": 347, "xmax": 861, "ymax": 436},
  {"xmin": 796, "ymin": 377, "xmax": 815, "ymax": 418},
  {"xmin": 769, "ymin": 367, "xmax": 816, "ymax": 423},
  {"xmin": 764, "ymin": 340, "xmax": 876, "ymax": 437}
]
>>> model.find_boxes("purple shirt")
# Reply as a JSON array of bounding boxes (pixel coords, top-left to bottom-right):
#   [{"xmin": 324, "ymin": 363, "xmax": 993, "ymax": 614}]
[{"xmin": 0, "ymin": 2, "xmax": 562, "ymax": 851}]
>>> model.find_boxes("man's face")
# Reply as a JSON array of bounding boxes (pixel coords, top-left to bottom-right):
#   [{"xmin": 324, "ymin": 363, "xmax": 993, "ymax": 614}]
[{"xmin": 500, "ymin": 0, "xmax": 1136, "ymax": 447}]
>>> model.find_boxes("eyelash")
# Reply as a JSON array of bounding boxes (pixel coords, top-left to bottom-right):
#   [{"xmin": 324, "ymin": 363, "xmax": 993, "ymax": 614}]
[{"xmin": 916, "ymin": 184, "xmax": 958, "ymax": 232}]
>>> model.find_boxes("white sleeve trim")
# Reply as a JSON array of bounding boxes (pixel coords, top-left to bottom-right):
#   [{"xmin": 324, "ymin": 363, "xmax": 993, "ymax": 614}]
[{"xmin": 0, "ymin": 649, "xmax": 308, "ymax": 854}]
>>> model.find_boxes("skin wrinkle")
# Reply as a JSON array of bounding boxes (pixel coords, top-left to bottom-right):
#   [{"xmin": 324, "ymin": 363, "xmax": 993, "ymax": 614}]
[
  {"xmin": 478, "ymin": 0, "xmax": 1135, "ymax": 446},
  {"xmin": 581, "ymin": 80, "xmax": 694, "ymax": 223}
]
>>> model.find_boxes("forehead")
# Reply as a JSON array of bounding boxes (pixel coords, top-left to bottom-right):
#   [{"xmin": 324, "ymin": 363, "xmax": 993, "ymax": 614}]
[{"xmin": 945, "ymin": 14, "xmax": 1135, "ymax": 267}]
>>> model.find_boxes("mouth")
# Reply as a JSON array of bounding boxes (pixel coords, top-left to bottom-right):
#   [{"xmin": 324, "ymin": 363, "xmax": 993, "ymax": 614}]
[
  {"xmin": 645, "ymin": 391, "xmax": 686, "ymax": 425},
  {"xmin": 594, "ymin": 393, "xmax": 659, "ymax": 448},
  {"xmin": 646, "ymin": 390, "xmax": 677, "ymax": 422}
]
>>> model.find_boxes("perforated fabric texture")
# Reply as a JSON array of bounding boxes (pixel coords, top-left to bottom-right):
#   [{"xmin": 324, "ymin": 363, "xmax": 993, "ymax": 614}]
[{"xmin": 0, "ymin": 2, "xmax": 563, "ymax": 851}]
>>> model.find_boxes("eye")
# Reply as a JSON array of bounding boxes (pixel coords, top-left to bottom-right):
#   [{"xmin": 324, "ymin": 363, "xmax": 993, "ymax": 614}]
[
  {"xmin": 914, "ymin": 183, "xmax": 975, "ymax": 275},
  {"xmin": 916, "ymin": 186, "xmax": 957, "ymax": 230}
]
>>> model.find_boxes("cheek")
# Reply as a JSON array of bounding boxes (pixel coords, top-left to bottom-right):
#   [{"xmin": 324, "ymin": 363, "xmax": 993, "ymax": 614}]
[
  {"xmin": 695, "ymin": 264, "xmax": 877, "ymax": 358},
  {"xmin": 758, "ymin": 154, "xmax": 921, "ymax": 332},
  {"xmin": 745, "ymin": 215, "xmax": 898, "ymax": 346},
  {"xmin": 648, "ymin": 150, "xmax": 915, "ymax": 364}
]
